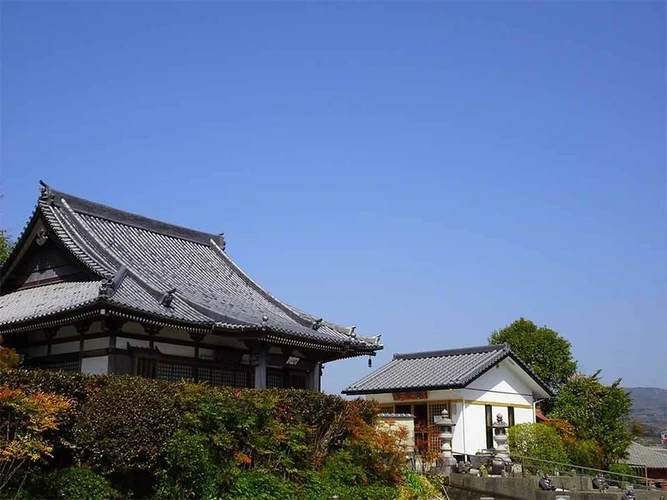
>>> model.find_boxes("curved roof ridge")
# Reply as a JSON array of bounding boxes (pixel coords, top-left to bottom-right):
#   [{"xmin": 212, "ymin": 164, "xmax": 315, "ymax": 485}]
[
  {"xmin": 47, "ymin": 201, "xmax": 117, "ymax": 277},
  {"xmin": 49, "ymin": 186, "xmax": 224, "ymax": 247},
  {"xmin": 59, "ymin": 198, "xmax": 179, "ymax": 305},
  {"xmin": 209, "ymin": 238, "xmax": 312, "ymax": 327},
  {"xmin": 61, "ymin": 197, "xmax": 247, "ymax": 327}
]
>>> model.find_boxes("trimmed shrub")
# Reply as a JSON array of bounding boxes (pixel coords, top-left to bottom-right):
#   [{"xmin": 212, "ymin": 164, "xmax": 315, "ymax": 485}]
[
  {"xmin": 154, "ymin": 430, "xmax": 218, "ymax": 500},
  {"xmin": 74, "ymin": 376, "xmax": 178, "ymax": 475},
  {"xmin": 508, "ymin": 423, "xmax": 568, "ymax": 473},
  {"xmin": 36, "ymin": 467, "xmax": 118, "ymax": 500}
]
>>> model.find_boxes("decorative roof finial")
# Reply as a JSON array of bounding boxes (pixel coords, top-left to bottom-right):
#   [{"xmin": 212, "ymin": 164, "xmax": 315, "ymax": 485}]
[
  {"xmin": 160, "ymin": 288, "xmax": 177, "ymax": 307},
  {"xmin": 311, "ymin": 318, "xmax": 323, "ymax": 331},
  {"xmin": 261, "ymin": 315, "xmax": 269, "ymax": 327},
  {"xmin": 218, "ymin": 233, "xmax": 226, "ymax": 251},
  {"xmin": 39, "ymin": 180, "xmax": 53, "ymax": 202}
]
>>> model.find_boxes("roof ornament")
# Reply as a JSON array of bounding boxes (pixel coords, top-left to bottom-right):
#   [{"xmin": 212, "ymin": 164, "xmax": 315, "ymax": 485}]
[
  {"xmin": 218, "ymin": 233, "xmax": 226, "ymax": 251},
  {"xmin": 348, "ymin": 326, "xmax": 357, "ymax": 338},
  {"xmin": 98, "ymin": 265, "xmax": 128, "ymax": 299},
  {"xmin": 369, "ymin": 333, "xmax": 382, "ymax": 345},
  {"xmin": 160, "ymin": 288, "xmax": 177, "ymax": 307},
  {"xmin": 261, "ymin": 315, "xmax": 269, "ymax": 327},
  {"xmin": 368, "ymin": 355, "xmax": 372, "ymax": 368},
  {"xmin": 36, "ymin": 228, "xmax": 49, "ymax": 246},
  {"xmin": 311, "ymin": 318, "xmax": 323, "ymax": 331},
  {"xmin": 38, "ymin": 180, "xmax": 53, "ymax": 202},
  {"xmin": 99, "ymin": 279, "xmax": 115, "ymax": 298}
]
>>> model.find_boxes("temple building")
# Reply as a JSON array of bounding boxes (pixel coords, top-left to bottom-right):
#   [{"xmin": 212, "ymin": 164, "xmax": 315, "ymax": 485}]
[
  {"xmin": 0, "ymin": 181, "xmax": 382, "ymax": 390},
  {"xmin": 343, "ymin": 344, "xmax": 552, "ymax": 455}
]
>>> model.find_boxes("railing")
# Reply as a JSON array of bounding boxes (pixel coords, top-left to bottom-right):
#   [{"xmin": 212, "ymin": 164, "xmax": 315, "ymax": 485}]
[{"xmin": 448, "ymin": 450, "xmax": 657, "ymax": 490}]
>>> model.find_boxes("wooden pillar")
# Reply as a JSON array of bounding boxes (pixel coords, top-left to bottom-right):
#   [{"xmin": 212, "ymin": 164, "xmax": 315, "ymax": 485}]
[
  {"xmin": 251, "ymin": 350, "xmax": 267, "ymax": 389},
  {"xmin": 43, "ymin": 327, "xmax": 58, "ymax": 357},
  {"xmin": 189, "ymin": 331, "xmax": 206, "ymax": 383},
  {"xmin": 75, "ymin": 322, "xmax": 91, "ymax": 369},
  {"xmin": 309, "ymin": 361, "xmax": 322, "ymax": 392}
]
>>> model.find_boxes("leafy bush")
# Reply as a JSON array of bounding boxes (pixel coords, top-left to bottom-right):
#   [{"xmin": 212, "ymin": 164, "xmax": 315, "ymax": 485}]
[
  {"xmin": 396, "ymin": 470, "xmax": 439, "ymax": 500},
  {"xmin": 508, "ymin": 423, "xmax": 568, "ymax": 473},
  {"xmin": 0, "ymin": 385, "xmax": 72, "ymax": 493},
  {"xmin": 36, "ymin": 467, "xmax": 118, "ymax": 500},
  {"xmin": 608, "ymin": 463, "xmax": 639, "ymax": 484},
  {"xmin": 222, "ymin": 469, "xmax": 298, "ymax": 500},
  {"xmin": 74, "ymin": 376, "xmax": 178, "ymax": 475},
  {"xmin": 154, "ymin": 430, "xmax": 218, "ymax": 500}
]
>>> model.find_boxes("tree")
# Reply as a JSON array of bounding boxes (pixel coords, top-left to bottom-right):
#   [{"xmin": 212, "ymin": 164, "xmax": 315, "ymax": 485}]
[
  {"xmin": 0, "ymin": 229, "xmax": 11, "ymax": 266},
  {"xmin": 507, "ymin": 423, "xmax": 568, "ymax": 473},
  {"xmin": 0, "ymin": 336, "xmax": 19, "ymax": 371},
  {"xmin": 551, "ymin": 371, "xmax": 632, "ymax": 467},
  {"xmin": 0, "ymin": 385, "xmax": 72, "ymax": 493},
  {"xmin": 489, "ymin": 318, "xmax": 577, "ymax": 393}
]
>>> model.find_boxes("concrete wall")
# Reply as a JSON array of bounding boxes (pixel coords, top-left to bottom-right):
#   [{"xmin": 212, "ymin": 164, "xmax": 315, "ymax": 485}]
[{"xmin": 447, "ymin": 475, "xmax": 667, "ymax": 500}]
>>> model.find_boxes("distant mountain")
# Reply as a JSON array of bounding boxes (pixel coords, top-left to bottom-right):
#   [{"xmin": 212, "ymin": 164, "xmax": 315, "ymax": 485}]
[{"xmin": 625, "ymin": 387, "xmax": 667, "ymax": 444}]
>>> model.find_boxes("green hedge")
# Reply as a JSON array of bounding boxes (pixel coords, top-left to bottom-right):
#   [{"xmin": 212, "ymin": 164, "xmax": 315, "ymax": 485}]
[{"xmin": 0, "ymin": 370, "xmax": 417, "ymax": 500}]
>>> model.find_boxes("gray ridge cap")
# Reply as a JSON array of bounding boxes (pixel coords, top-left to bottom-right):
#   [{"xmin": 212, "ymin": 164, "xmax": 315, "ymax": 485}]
[
  {"xmin": 49, "ymin": 187, "xmax": 224, "ymax": 247},
  {"xmin": 393, "ymin": 343, "xmax": 508, "ymax": 360}
]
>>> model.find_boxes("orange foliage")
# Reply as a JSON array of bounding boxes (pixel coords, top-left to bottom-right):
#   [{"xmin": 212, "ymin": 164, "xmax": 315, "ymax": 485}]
[
  {"xmin": 0, "ymin": 336, "xmax": 19, "ymax": 371},
  {"xmin": 0, "ymin": 384, "xmax": 72, "ymax": 491}
]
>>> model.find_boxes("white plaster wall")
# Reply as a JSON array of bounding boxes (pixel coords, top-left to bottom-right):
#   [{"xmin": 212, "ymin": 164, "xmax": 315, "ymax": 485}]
[
  {"xmin": 515, "ymin": 406, "xmax": 534, "ymax": 425},
  {"xmin": 84, "ymin": 338, "xmax": 109, "ymax": 350},
  {"xmin": 51, "ymin": 341, "xmax": 80, "ymax": 355},
  {"xmin": 81, "ymin": 356, "xmax": 109, "ymax": 375},
  {"xmin": 154, "ymin": 342, "xmax": 194, "ymax": 358},
  {"xmin": 459, "ymin": 360, "xmax": 534, "ymax": 406},
  {"xmin": 461, "ymin": 403, "xmax": 487, "ymax": 455}
]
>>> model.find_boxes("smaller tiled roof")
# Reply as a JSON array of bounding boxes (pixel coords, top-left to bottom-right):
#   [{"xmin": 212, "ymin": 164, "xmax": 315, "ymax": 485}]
[
  {"xmin": 623, "ymin": 442, "xmax": 667, "ymax": 469},
  {"xmin": 343, "ymin": 344, "xmax": 552, "ymax": 397},
  {"xmin": 0, "ymin": 282, "xmax": 102, "ymax": 326}
]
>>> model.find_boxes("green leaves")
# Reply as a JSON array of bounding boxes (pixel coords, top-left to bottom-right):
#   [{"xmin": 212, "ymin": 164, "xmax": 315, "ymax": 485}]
[
  {"xmin": 551, "ymin": 372, "xmax": 632, "ymax": 467},
  {"xmin": 507, "ymin": 423, "xmax": 568, "ymax": 472},
  {"xmin": 489, "ymin": 318, "xmax": 577, "ymax": 393}
]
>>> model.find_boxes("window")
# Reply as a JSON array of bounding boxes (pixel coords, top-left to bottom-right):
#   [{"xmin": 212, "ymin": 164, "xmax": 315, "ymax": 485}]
[
  {"xmin": 485, "ymin": 405, "xmax": 494, "ymax": 449},
  {"xmin": 508, "ymin": 406, "xmax": 515, "ymax": 427},
  {"xmin": 428, "ymin": 403, "xmax": 449, "ymax": 451},
  {"xmin": 377, "ymin": 404, "xmax": 394, "ymax": 414},
  {"xmin": 137, "ymin": 358, "xmax": 156, "ymax": 379},
  {"xmin": 40, "ymin": 359, "xmax": 81, "ymax": 372},
  {"xmin": 267, "ymin": 371, "xmax": 285, "ymax": 388},
  {"xmin": 156, "ymin": 361, "xmax": 193, "ymax": 382}
]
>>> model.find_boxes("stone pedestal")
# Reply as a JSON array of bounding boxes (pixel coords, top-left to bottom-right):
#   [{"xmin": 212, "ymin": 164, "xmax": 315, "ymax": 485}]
[
  {"xmin": 434, "ymin": 408, "xmax": 457, "ymax": 475},
  {"xmin": 491, "ymin": 413, "xmax": 511, "ymax": 474}
]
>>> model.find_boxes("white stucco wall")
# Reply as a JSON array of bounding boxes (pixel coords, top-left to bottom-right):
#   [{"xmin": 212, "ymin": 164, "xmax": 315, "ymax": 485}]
[
  {"xmin": 50, "ymin": 341, "xmax": 80, "ymax": 355},
  {"xmin": 81, "ymin": 355, "xmax": 109, "ymax": 375},
  {"xmin": 363, "ymin": 358, "xmax": 541, "ymax": 457}
]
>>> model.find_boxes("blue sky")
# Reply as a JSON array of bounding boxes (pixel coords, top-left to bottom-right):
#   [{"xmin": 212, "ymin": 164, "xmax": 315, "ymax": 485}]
[{"xmin": 1, "ymin": 2, "xmax": 665, "ymax": 393}]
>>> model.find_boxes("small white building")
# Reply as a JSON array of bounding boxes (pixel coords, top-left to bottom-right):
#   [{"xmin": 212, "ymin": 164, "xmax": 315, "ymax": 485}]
[{"xmin": 342, "ymin": 344, "xmax": 552, "ymax": 458}]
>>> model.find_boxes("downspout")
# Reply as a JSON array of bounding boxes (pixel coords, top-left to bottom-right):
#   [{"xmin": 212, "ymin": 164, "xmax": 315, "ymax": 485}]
[
  {"xmin": 533, "ymin": 397, "xmax": 547, "ymax": 423},
  {"xmin": 461, "ymin": 399, "xmax": 467, "ymax": 459}
]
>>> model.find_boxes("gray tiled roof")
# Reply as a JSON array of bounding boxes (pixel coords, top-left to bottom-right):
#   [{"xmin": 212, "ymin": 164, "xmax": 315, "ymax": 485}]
[
  {"xmin": 0, "ymin": 182, "xmax": 381, "ymax": 352},
  {"xmin": 0, "ymin": 281, "xmax": 101, "ymax": 326},
  {"xmin": 623, "ymin": 442, "xmax": 667, "ymax": 469},
  {"xmin": 343, "ymin": 344, "xmax": 551, "ymax": 395}
]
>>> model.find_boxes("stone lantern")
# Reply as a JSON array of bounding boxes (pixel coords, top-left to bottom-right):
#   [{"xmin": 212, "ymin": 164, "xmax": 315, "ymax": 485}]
[
  {"xmin": 434, "ymin": 407, "xmax": 456, "ymax": 475},
  {"xmin": 491, "ymin": 413, "xmax": 511, "ymax": 474}
]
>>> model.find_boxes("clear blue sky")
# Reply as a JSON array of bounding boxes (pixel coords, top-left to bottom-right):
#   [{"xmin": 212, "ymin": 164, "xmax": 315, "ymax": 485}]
[{"xmin": 2, "ymin": 2, "xmax": 665, "ymax": 393}]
